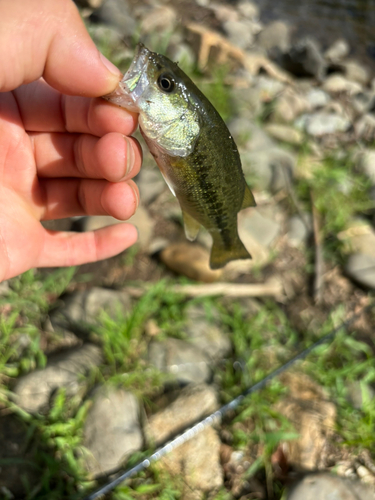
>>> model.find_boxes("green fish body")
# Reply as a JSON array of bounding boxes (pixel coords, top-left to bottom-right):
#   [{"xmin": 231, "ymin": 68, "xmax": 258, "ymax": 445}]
[{"xmin": 104, "ymin": 43, "xmax": 256, "ymax": 269}]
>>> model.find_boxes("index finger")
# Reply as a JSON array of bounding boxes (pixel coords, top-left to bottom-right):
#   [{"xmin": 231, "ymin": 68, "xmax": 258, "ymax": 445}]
[{"xmin": 13, "ymin": 79, "xmax": 138, "ymax": 136}]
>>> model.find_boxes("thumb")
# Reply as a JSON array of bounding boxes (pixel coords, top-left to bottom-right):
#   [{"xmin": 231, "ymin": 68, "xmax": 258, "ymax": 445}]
[{"xmin": 0, "ymin": 0, "xmax": 122, "ymax": 97}]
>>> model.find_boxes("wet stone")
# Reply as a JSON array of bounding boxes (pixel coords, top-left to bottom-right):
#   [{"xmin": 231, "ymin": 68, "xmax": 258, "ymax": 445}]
[
  {"xmin": 148, "ymin": 338, "xmax": 211, "ymax": 385},
  {"xmin": 12, "ymin": 344, "xmax": 102, "ymax": 413},
  {"xmin": 83, "ymin": 386, "xmax": 142, "ymax": 476}
]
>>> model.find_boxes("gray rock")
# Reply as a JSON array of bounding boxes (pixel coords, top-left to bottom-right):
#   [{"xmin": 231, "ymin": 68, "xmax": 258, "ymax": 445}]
[
  {"xmin": 323, "ymin": 74, "xmax": 363, "ymax": 94},
  {"xmin": 223, "ymin": 19, "xmax": 255, "ymax": 49},
  {"xmin": 324, "ymin": 39, "xmax": 350, "ymax": 63},
  {"xmin": 287, "ymin": 473, "xmax": 375, "ymax": 500},
  {"xmin": 299, "ymin": 112, "xmax": 351, "ymax": 136},
  {"xmin": 342, "ymin": 60, "xmax": 370, "ymax": 86},
  {"xmin": 0, "ymin": 415, "xmax": 39, "ymax": 497},
  {"xmin": 264, "ymin": 124, "xmax": 303, "ymax": 145},
  {"xmin": 13, "ymin": 344, "xmax": 102, "ymax": 413},
  {"xmin": 281, "ymin": 37, "xmax": 326, "ymax": 80},
  {"xmin": 146, "ymin": 384, "xmax": 218, "ymax": 446},
  {"xmin": 305, "ymin": 88, "xmax": 331, "ymax": 109},
  {"xmin": 148, "ymin": 338, "xmax": 211, "ymax": 384},
  {"xmin": 241, "ymin": 147, "xmax": 296, "ymax": 192},
  {"xmin": 229, "ymin": 118, "xmax": 274, "ymax": 151},
  {"xmin": 136, "ymin": 168, "xmax": 165, "ymax": 205},
  {"xmin": 357, "ymin": 149, "xmax": 375, "ymax": 183},
  {"xmin": 92, "ymin": 0, "xmax": 136, "ymax": 35},
  {"xmin": 240, "ymin": 209, "xmax": 281, "ymax": 247},
  {"xmin": 287, "ymin": 214, "xmax": 312, "ymax": 247},
  {"xmin": 83, "ymin": 386, "xmax": 142, "ymax": 476},
  {"xmin": 345, "ymin": 254, "xmax": 375, "ymax": 289},
  {"xmin": 257, "ymin": 20, "xmax": 291, "ymax": 54},
  {"xmin": 355, "ymin": 114, "xmax": 375, "ymax": 141},
  {"xmin": 184, "ymin": 304, "xmax": 231, "ymax": 360},
  {"xmin": 49, "ymin": 287, "xmax": 131, "ymax": 333}
]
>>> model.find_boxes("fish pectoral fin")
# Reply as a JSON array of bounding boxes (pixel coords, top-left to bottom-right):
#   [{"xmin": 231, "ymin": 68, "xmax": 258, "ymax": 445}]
[
  {"xmin": 182, "ymin": 211, "xmax": 201, "ymax": 241},
  {"xmin": 210, "ymin": 234, "xmax": 251, "ymax": 269},
  {"xmin": 241, "ymin": 184, "xmax": 256, "ymax": 209}
]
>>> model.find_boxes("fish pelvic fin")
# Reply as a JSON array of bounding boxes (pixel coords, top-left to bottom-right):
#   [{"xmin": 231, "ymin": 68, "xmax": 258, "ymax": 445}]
[
  {"xmin": 241, "ymin": 184, "xmax": 256, "ymax": 210},
  {"xmin": 209, "ymin": 234, "xmax": 252, "ymax": 269},
  {"xmin": 182, "ymin": 210, "xmax": 201, "ymax": 241}
]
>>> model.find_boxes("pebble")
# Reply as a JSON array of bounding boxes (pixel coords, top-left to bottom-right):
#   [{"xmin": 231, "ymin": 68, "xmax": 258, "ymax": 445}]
[
  {"xmin": 305, "ymin": 88, "xmax": 331, "ymax": 109},
  {"xmin": 345, "ymin": 253, "xmax": 375, "ymax": 289},
  {"xmin": 148, "ymin": 338, "xmax": 211, "ymax": 384},
  {"xmin": 322, "ymin": 74, "xmax": 363, "ymax": 95},
  {"xmin": 83, "ymin": 386, "xmax": 142, "ymax": 476},
  {"xmin": 357, "ymin": 149, "xmax": 375, "ymax": 183},
  {"xmin": 12, "ymin": 344, "xmax": 102, "ymax": 413},
  {"xmin": 287, "ymin": 473, "xmax": 375, "ymax": 500},
  {"xmin": 257, "ymin": 20, "xmax": 291, "ymax": 54},
  {"xmin": 355, "ymin": 114, "xmax": 375, "ymax": 141},
  {"xmin": 239, "ymin": 209, "xmax": 281, "ymax": 248},
  {"xmin": 264, "ymin": 124, "xmax": 303, "ymax": 145},
  {"xmin": 287, "ymin": 213, "xmax": 312, "ymax": 247},
  {"xmin": 351, "ymin": 91, "xmax": 375, "ymax": 115},
  {"xmin": 223, "ymin": 19, "xmax": 255, "ymax": 50},
  {"xmin": 273, "ymin": 88, "xmax": 312, "ymax": 123},
  {"xmin": 49, "ymin": 287, "xmax": 132, "ymax": 334},
  {"xmin": 140, "ymin": 5, "xmax": 177, "ymax": 34},
  {"xmin": 241, "ymin": 146, "xmax": 296, "ymax": 192},
  {"xmin": 342, "ymin": 60, "xmax": 370, "ymax": 86},
  {"xmin": 298, "ymin": 112, "xmax": 351, "ymax": 136},
  {"xmin": 159, "ymin": 242, "xmax": 222, "ymax": 283},
  {"xmin": 229, "ymin": 118, "xmax": 274, "ymax": 151},
  {"xmin": 324, "ymin": 39, "xmax": 350, "ymax": 63}
]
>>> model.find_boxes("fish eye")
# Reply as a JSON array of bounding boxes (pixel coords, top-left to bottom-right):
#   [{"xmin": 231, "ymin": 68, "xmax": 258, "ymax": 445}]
[{"xmin": 157, "ymin": 73, "xmax": 175, "ymax": 93}]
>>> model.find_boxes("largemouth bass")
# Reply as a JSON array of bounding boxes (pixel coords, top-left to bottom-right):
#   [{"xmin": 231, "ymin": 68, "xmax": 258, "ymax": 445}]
[{"xmin": 104, "ymin": 43, "xmax": 256, "ymax": 269}]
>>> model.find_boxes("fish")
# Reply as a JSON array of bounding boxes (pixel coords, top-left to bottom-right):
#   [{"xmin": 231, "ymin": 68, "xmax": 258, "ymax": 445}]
[{"xmin": 104, "ymin": 43, "xmax": 256, "ymax": 269}]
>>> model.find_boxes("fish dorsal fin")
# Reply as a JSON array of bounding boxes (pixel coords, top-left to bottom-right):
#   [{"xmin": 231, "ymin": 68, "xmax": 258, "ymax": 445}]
[
  {"xmin": 182, "ymin": 210, "xmax": 201, "ymax": 241},
  {"xmin": 241, "ymin": 184, "xmax": 256, "ymax": 210}
]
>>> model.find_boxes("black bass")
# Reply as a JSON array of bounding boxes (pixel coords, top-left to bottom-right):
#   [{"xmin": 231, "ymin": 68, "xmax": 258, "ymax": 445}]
[{"xmin": 104, "ymin": 43, "xmax": 256, "ymax": 269}]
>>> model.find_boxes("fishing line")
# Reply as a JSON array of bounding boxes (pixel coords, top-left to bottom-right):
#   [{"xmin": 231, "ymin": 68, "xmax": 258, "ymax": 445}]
[{"xmin": 83, "ymin": 303, "xmax": 374, "ymax": 500}]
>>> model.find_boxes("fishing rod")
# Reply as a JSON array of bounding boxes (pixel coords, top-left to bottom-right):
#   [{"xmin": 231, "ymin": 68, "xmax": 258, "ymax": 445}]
[{"xmin": 83, "ymin": 303, "xmax": 374, "ymax": 500}]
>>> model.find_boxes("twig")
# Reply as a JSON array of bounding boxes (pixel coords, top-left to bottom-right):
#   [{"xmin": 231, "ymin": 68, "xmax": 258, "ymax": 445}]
[
  {"xmin": 126, "ymin": 278, "xmax": 283, "ymax": 299},
  {"xmin": 311, "ymin": 192, "xmax": 325, "ymax": 304}
]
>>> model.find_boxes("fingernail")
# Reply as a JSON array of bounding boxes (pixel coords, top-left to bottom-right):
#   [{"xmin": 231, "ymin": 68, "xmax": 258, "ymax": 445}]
[
  {"xmin": 100, "ymin": 52, "xmax": 122, "ymax": 77},
  {"xmin": 131, "ymin": 183, "xmax": 140, "ymax": 209},
  {"xmin": 124, "ymin": 136, "xmax": 135, "ymax": 177}
]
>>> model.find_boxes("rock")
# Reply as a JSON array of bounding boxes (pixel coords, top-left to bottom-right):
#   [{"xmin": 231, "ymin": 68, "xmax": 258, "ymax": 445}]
[
  {"xmin": 147, "ymin": 385, "xmax": 222, "ymax": 496},
  {"xmin": 223, "ymin": 20, "xmax": 255, "ymax": 50},
  {"xmin": 239, "ymin": 209, "xmax": 281, "ymax": 248},
  {"xmin": 276, "ymin": 372, "xmax": 336, "ymax": 470},
  {"xmin": 351, "ymin": 91, "xmax": 375, "ymax": 115},
  {"xmin": 324, "ymin": 39, "xmax": 350, "ymax": 63},
  {"xmin": 184, "ymin": 303, "xmax": 231, "ymax": 360},
  {"xmin": 355, "ymin": 113, "xmax": 375, "ymax": 141},
  {"xmin": 136, "ymin": 168, "xmax": 165, "ymax": 205},
  {"xmin": 357, "ymin": 149, "xmax": 375, "ymax": 183},
  {"xmin": 341, "ymin": 60, "xmax": 370, "ymax": 86},
  {"xmin": 147, "ymin": 384, "xmax": 219, "ymax": 445},
  {"xmin": 273, "ymin": 87, "xmax": 312, "ymax": 123},
  {"xmin": 49, "ymin": 287, "xmax": 131, "ymax": 333},
  {"xmin": 0, "ymin": 415, "xmax": 39, "ymax": 497},
  {"xmin": 322, "ymin": 74, "xmax": 363, "ymax": 94},
  {"xmin": 254, "ymin": 75, "xmax": 285, "ymax": 101},
  {"xmin": 297, "ymin": 112, "xmax": 351, "ymax": 136},
  {"xmin": 140, "ymin": 5, "xmax": 177, "ymax": 34},
  {"xmin": 91, "ymin": 0, "xmax": 136, "ymax": 35},
  {"xmin": 345, "ymin": 254, "xmax": 375, "ymax": 289},
  {"xmin": 148, "ymin": 338, "xmax": 211, "ymax": 384},
  {"xmin": 339, "ymin": 219, "xmax": 375, "ymax": 258},
  {"xmin": 83, "ymin": 386, "xmax": 142, "ymax": 476},
  {"xmin": 264, "ymin": 124, "xmax": 303, "ymax": 145},
  {"xmin": 287, "ymin": 214, "xmax": 312, "ymax": 247},
  {"xmin": 169, "ymin": 42, "xmax": 196, "ymax": 71},
  {"xmin": 229, "ymin": 118, "xmax": 274, "ymax": 151},
  {"xmin": 13, "ymin": 344, "xmax": 102, "ymax": 413},
  {"xmin": 237, "ymin": 0, "xmax": 259, "ymax": 20},
  {"xmin": 287, "ymin": 473, "xmax": 375, "ymax": 500},
  {"xmin": 241, "ymin": 147, "xmax": 296, "ymax": 192},
  {"xmin": 281, "ymin": 38, "xmax": 326, "ymax": 80},
  {"xmin": 305, "ymin": 88, "xmax": 331, "ymax": 109},
  {"xmin": 159, "ymin": 242, "xmax": 223, "ymax": 283},
  {"xmin": 257, "ymin": 20, "xmax": 291, "ymax": 54}
]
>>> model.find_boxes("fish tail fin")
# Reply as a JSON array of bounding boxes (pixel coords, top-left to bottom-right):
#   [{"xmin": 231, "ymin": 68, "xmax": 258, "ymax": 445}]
[{"xmin": 209, "ymin": 235, "xmax": 251, "ymax": 270}]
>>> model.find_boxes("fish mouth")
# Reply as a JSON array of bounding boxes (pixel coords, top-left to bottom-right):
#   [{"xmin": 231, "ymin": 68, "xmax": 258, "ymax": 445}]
[{"xmin": 103, "ymin": 43, "xmax": 151, "ymax": 111}]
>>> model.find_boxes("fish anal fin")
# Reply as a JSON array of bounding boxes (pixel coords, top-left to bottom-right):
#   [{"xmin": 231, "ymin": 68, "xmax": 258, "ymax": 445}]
[
  {"xmin": 182, "ymin": 211, "xmax": 201, "ymax": 241},
  {"xmin": 241, "ymin": 184, "xmax": 256, "ymax": 210},
  {"xmin": 210, "ymin": 234, "xmax": 252, "ymax": 269}
]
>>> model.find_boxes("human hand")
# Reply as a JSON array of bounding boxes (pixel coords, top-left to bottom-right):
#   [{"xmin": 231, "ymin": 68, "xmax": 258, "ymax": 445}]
[{"xmin": 0, "ymin": 0, "xmax": 142, "ymax": 282}]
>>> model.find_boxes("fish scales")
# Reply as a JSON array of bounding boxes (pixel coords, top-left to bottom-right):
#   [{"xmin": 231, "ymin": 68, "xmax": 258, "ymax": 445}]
[{"xmin": 104, "ymin": 43, "xmax": 256, "ymax": 269}]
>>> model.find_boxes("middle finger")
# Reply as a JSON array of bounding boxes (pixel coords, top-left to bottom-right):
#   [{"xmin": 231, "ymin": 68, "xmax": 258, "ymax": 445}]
[{"xmin": 32, "ymin": 131, "xmax": 142, "ymax": 181}]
